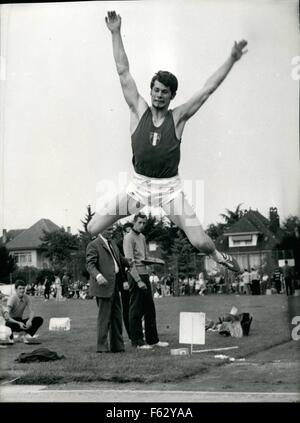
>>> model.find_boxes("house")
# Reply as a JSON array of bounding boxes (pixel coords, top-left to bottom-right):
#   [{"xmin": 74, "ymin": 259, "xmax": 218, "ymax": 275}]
[
  {"xmin": 206, "ymin": 208, "xmax": 290, "ymax": 273},
  {"xmin": 2, "ymin": 219, "xmax": 61, "ymax": 269}
]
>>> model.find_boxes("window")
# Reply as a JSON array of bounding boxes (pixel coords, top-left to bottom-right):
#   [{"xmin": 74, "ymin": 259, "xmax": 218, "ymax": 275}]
[
  {"xmin": 228, "ymin": 234, "xmax": 258, "ymax": 248},
  {"xmin": 13, "ymin": 252, "xmax": 32, "ymax": 266}
]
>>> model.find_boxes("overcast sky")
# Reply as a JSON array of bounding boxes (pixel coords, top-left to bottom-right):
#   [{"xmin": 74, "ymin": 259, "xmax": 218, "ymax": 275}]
[{"xmin": 0, "ymin": 0, "xmax": 299, "ymax": 234}]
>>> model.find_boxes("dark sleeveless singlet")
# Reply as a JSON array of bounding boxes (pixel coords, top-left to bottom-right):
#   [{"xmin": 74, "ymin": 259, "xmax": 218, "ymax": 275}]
[{"xmin": 131, "ymin": 107, "xmax": 181, "ymax": 178}]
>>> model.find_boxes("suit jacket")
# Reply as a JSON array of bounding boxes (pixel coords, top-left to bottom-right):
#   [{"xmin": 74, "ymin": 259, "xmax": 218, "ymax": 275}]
[{"xmin": 86, "ymin": 237, "xmax": 129, "ymax": 298}]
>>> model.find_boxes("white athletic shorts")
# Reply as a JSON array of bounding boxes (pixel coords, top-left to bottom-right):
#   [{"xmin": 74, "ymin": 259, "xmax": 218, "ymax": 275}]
[{"xmin": 126, "ymin": 171, "xmax": 183, "ymax": 208}]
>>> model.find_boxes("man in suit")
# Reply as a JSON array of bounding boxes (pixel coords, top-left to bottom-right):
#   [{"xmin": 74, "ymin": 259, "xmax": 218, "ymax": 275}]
[
  {"xmin": 86, "ymin": 226, "xmax": 130, "ymax": 353},
  {"xmin": 115, "ymin": 222, "xmax": 133, "ymax": 340}
]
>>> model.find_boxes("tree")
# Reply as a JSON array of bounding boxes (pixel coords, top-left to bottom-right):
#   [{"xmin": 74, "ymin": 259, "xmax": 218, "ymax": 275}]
[
  {"xmin": 79, "ymin": 205, "xmax": 95, "ymax": 251},
  {"xmin": 0, "ymin": 244, "xmax": 17, "ymax": 282},
  {"xmin": 206, "ymin": 222, "xmax": 226, "ymax": 241},
  {"xmin": 12, "ymin": 266, "xmax": 38, "ymax": 285},
  {"xmin": 36, "ymin": 269, "xmax": 55, "ymax": 284},
  {"xmin": 170, "ymin": 229, "xmax": 199, "ymax": 277},
  {"xmin": 40, "ymin": 228, "xmax": 79, "ymax": 271},
  {"xmin": 220, "ymin": 203, "xmax": 245, "ymax": 227}
]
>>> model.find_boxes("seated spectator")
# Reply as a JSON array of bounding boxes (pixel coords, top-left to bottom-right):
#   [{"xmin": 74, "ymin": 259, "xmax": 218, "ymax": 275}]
[
  {"xmin": 5, "ymin": 280, "xmax": 44, "ymax": 344},
  {"xmin": 0, "ymin": 293, "xmax": 14, "ymax": 344}
]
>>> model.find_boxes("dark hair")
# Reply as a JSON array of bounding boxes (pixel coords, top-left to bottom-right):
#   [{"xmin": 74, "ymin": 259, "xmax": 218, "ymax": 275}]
[
  {"xmin": 134, "ymin": 212, "xmax": 147, "ymax": 222},
  {"xmin": 15, "ymin": 280, "xmax": 27, "ymax": 289},
  {"xmin": 150, "ymin": 71, "xmax": 178, "ymax": 97},
  {"xmin": 123, "ymin": 222, "xmax": 133, "ymax": 232}
]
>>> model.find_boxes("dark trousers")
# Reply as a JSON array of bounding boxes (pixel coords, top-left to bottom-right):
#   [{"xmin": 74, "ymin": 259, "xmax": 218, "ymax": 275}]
[
  {"xmin": 285, "ymin": 277, "xmax": 293, "ymax": 296},
  {"xmin": 6, "ymin": 316, "xmax": 43, "ymax": 336},
  {"xmin": 129, "ymin": 274, "xmax": 159, "ymax": 347},
  {"xmin": 275, "ymin": 280, "xmax": 282, "ymax": 294},
  {"xmin": 95, "ymin": 276, "xmax": 124, "ymax": 353},
  {"xmin": 251, "ymin": 280, "xmax": 260, "ymax": 295},
  {"xmin": 120, "ymin": 289, "xmax": 130, "ymax": 339}
]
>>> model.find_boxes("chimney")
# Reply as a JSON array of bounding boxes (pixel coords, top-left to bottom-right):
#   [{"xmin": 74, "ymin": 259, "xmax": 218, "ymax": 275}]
[
  {"xmin": 269, "ymin": 207, "xmax": 280, "ymax": 234},
  {"xmin": 67, "ymin": 226, "xmax": 71, "ymax": 234},
  {"xmin": 2, "ymin": 229, "xmax": 7, "ymax": 244}
]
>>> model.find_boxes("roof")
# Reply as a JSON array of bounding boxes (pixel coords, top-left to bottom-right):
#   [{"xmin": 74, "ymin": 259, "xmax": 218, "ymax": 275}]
[
  {"xmin": 216, "ymin": 210, "xmax": 283, "ymax": 252},
  {"xmin": 5, "ymin": 219, "xmax": 60, "ymax": 251},
  {"xmin": 224, "ymin": 218, "xmax": 259, "ymax": 235},
  {"xmin": 0, "ymin": 229, "xmax": 26, "ymax": 244}
]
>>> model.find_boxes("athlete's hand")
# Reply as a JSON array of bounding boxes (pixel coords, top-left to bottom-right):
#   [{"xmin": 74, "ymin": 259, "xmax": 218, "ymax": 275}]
[
  {"xmin": 105, "ymin": 11, "xmax": 121, "ymax": 33},
  {"xmin": 231, "ymin": 40, "xmax": 248, "ymax": 61},
  {"xmin": 123, "ymin": 281, "xmax": 129, "ymax": 291}
]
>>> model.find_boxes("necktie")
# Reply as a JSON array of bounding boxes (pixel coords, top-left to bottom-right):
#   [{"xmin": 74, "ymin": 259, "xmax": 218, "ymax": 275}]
[{"xmin": 108, "ymin": 240, "xmax": 119, "ymax": 273}]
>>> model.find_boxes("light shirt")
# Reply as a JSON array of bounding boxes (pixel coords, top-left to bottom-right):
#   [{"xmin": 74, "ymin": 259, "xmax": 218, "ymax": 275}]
[
  {"xmin": 250, "ymin": 270, "xmax": 259, "ymax": 280},
  {"xmin": 242, "ymin": 272, "xmax": 250, "ymax": 284},
  {"xmin": 99, "ymin": 235, "xmax": 119, "ymax": 273},
  {"xmin": 7, "ymin": 294, "xmax": 30, "ymax": 319},
  {"xmin": 123, "ymin": 230, "xmax": 147, "ymax": 265}
]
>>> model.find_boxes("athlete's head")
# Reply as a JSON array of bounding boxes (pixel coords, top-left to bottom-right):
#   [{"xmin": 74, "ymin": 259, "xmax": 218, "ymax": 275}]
[
  {"xmin": 150, "ymin": 71, "xmax": 178, "ymax": 109},
  {"xmin": 133, "ymin": 212, "xmax": 147, "ymax": 233},
  {"xmin": 151, "ymin": 71, "xmax": 178, "ymax": 97}
]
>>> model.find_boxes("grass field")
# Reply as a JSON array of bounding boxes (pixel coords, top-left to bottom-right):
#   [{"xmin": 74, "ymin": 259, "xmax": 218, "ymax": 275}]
[{"xmin": 0, "ymin": 294, "xmax": 298, "ymax": 385}]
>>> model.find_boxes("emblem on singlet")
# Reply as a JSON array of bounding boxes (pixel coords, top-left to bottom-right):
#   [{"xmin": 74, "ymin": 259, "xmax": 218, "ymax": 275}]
[{"xmin": 149, "ymin": 132, "xmax": 161, "ymax": 147}]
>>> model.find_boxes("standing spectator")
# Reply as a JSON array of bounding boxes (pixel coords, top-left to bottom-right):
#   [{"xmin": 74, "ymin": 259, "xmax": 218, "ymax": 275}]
[
  {"xmin": 5, "ymin": 280, "xmax": 43, "ymax": 343},
  {"xmin": 250, "ymin": 267, "xmax": 260, "ymax": 295},
  {"xmin": 198, "ymin": 272, "xmax": 207, "ymax": 296},
  {"xmin": 183, "ymin": 277, "xmax": 189, "ymax": 295},
  {"xmin": 231, "ymin": 276, "xmax": 239, "ymax": 294},
  {"xmin": 282, "ymin": 260, "xmax": 294, "ymax": 296},
  {"xmin": 149, "ymin": 272, "xmax": 160, "ymax": 296},
  {"xmin": 73, "ymin": 280, "xmax": 80, "ymax": 299},
  {"xmin": 44, "ymin": 277, "xmax": 51, "ymax": 301},
  {"xmin": 188, "ymin": 276, "xmax": 195, "ymax": 295},
  {"xmin": 260, "ymin": 273, "xmax": 269, "ymax": 295},
  {"xmin": 62, "ymin": 272, "xmax": 70, "ymax": 299},
  {"xmin": 164, "ymin": 273, "xmax": 174, "ymax": 296},
  {"xmin": 115, "ymin": 222, "xmax": 133, "ymax": 340},
  {"xmin": 241, "ymin": 269, "xmax": 251, "ymax": 295},
  {"xmin": 54, "ymin": 273, "xmax": 63, "ymax": 301},
  {"xmin": 272, "ymin": 267, "xmax": 283, "ymax": 294},
  {"xmin": 123, "ymin": 212, "xmax": 169, "ymax": 350},
  {"xmin": 195, "ymin": 277, "xmax": 201, "ymax": 295},
  {"xmin": 86, "ymin": 226, "xmax": 129, "ymax": 353}
]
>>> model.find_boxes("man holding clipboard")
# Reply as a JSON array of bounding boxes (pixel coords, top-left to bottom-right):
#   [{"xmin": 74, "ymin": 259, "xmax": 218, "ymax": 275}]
[{"xmin": 123, "ymin": 213, "xmax": 169, "ymax": 350}]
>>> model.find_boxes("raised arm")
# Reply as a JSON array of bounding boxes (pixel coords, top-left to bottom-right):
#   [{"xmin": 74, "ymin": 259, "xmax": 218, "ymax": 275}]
[
  {"xmin": 105, "ymin": 11, "xmax": 147, "ymax": 117},
  {"xmin": 174, "ymin": 40, "xmax": 248, "ymax": 125}
]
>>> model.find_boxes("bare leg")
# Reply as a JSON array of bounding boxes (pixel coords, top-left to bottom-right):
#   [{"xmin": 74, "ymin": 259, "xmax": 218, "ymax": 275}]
[
  {"xmin": 162, "ymin": 192, "xmax": 215, "ymax": 254},
  {"xmin": 87, "ymin": 192, "xmax": 144, "ymax": 236},
  {"xmin": 162, "ymin": 193, "xmax": 240, "ymax": 272}
]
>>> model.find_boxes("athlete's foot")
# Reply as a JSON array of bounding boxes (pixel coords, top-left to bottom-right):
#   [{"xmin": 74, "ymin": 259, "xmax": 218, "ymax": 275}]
[{"xmin": 218, "ymin": 253, "xmax": 241, "ymax": 273}]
